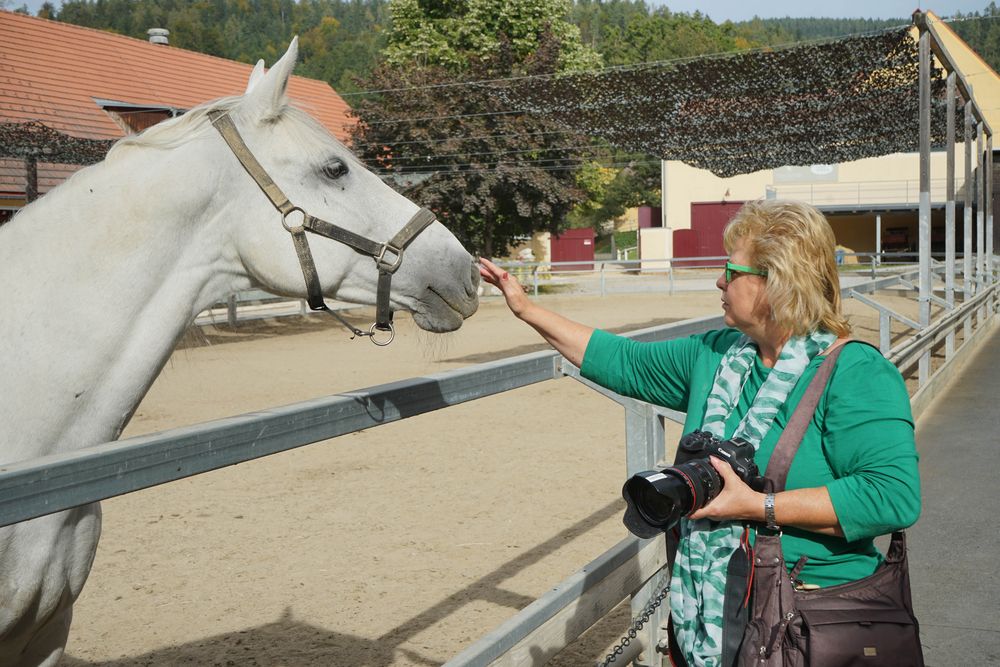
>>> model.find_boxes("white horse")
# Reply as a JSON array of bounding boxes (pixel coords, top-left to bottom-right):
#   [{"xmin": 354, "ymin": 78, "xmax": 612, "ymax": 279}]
[{"xmin": 0, "ymin": 40, "xmax": 478, "ymax": 666}]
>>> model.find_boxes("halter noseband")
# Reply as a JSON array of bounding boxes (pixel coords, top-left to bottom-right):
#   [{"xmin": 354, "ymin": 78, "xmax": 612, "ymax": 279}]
[{"xmin": 208, "ymin": 109, "xmax": 435, "ymax": 345}]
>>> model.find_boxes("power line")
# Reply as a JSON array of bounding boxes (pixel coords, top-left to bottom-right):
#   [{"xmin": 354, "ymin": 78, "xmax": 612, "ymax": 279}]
[
  {"xmin": 374, "ymin": 158, "xmax": 661, "ymax": 178},
  {"xmin": 362, "ymin": 108, "xmax": 524, "ymax": 126},
  {"xmin": 373, "ymin": 155, "xmax": 660, "ymax": 175},
  {"xmin": 375, "ymin": 142, "xmax": 613, "ymax": 163},
  {"xmin": 353, "ymin": 128, "xmax": 574, "ymax": 149}
]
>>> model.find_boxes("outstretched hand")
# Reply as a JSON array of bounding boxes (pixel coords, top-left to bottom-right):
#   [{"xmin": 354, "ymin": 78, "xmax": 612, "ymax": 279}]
[{"xmin": 479, "ymin": 257, "xmax": 532, "ymax": 317}]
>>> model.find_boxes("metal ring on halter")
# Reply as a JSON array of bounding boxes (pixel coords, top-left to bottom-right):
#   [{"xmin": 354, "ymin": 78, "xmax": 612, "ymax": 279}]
[
  {"xmin": 368, "ymin": 322, "xmax": 395, "ymax": 346},
  {"xmin": 281, "ymin": 206, "xmax": 307, "ymax": 233}
]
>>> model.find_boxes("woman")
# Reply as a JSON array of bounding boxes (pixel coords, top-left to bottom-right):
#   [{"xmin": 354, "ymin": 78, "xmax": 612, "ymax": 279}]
[{"xmin": 479, "ymin": 200, "xmax": 921, "ymax": 666}]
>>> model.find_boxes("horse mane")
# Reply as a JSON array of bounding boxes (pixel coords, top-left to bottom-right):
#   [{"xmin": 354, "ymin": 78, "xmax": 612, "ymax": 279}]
[
  {"xmin": 106, "ymin": 97, "xmax": 240, "ymax": 159},
  {"xmin": 106, "ymin": 96, "xmax": 344, "ymax": 163}
]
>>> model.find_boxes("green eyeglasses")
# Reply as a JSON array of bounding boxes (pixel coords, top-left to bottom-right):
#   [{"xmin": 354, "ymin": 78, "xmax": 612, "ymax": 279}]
[{"xmin": 724, "ymin": 262, "xmax": 768, "ymax": 283}]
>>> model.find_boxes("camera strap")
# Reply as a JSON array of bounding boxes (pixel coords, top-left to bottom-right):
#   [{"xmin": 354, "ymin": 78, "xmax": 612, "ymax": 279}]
[{"xmin": 762, "ymin": 340, "xmax": 878, "ymax": 492}]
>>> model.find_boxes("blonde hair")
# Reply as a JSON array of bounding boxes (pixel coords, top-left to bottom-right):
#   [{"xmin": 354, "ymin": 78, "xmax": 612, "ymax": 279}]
[{"xmin": 723, "ymin": 199, "xmax": 851, "ymax": 338}]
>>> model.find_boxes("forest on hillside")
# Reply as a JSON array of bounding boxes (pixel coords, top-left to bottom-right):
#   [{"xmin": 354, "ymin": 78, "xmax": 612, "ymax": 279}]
[{"xmin": 16, "ymin": 1, "xmax": 994, "ymax": 94}]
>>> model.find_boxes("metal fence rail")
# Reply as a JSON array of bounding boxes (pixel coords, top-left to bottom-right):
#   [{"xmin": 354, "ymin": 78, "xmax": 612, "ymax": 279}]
[{"xmin": 0, "ymin": 270, "xmax": 994, "ymax": 666}]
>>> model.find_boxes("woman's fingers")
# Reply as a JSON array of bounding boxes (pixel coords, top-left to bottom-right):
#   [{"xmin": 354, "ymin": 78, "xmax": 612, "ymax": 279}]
[
  {"xmin": 478, "ymin": 258, "xmax": 523, "ymax": 292},
  {"xmin": 478, "ymin": 257, "xmax": 531, "ymax": 315},
  {"xmin": 478, "ymin": 257, "xmax": 507, "ymax": 286},
  {"xmin": 688, "ymin": 456, "xmax": 758, "ymax": 521}
]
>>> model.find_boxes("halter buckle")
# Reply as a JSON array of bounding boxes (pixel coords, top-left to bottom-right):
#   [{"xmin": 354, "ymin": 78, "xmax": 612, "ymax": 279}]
[{"xmin": 375, "ymin": 242, "xmax": 404, "ymax": 274}]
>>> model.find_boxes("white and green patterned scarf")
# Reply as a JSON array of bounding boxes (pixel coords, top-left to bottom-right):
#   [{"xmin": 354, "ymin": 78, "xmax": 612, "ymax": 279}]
[{"xmin": 670, "ymin": 330, "xmax": 836, "ymax": 666}]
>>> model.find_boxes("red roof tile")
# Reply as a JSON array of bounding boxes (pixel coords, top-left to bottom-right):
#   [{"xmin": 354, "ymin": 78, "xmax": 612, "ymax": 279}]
[{"xmin": 0, "ymin": 10, "xmax": 354, "ymax": 196}]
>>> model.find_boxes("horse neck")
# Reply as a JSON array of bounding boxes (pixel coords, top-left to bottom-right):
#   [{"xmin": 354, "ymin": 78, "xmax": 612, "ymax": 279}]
[{"xmin": 0, "ymin": 151, "xmax": 244, "ymax": 462}]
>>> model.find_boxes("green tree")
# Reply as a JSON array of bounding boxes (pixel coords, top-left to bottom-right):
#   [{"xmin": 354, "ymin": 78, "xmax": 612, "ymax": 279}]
[
  {"xmin": 950, "ymin": 3, "xmax": 1000, "ymax": 73},
  {"xmin": 385, "ymin": 0, "xmax": 602, "ymax": 71},
  {"xmin": 569, "ymin": 155, "xmax": 659, "ymax": 228},
  {"xmin": 352, "ymin": 0, "xmax": 603, "ymax": 256}
]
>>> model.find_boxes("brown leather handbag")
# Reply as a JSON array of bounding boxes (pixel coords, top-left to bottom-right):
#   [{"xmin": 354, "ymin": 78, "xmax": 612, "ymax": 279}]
[{"xmin": 738, "ymin": 342, "xmax": 925, "ymax": 667}]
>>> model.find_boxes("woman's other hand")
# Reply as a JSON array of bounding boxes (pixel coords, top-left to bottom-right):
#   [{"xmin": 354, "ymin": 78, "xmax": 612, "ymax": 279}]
[
  {"xmin": 690, "ymin": 457, "xmax": 845, "ymax": 536},
  {"xmin": 689, "ymin": 456, "xmax": 764, "ymax": 522},
  {"xmin": 479, "ymin": 257, "xmax": 532, "ymax": 318}
]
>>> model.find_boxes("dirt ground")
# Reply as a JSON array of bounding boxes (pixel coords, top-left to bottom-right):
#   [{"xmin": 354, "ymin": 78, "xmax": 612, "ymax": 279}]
[{"xmin": 60, "ymin": 289, "xmax": 920, "ymax": 667}]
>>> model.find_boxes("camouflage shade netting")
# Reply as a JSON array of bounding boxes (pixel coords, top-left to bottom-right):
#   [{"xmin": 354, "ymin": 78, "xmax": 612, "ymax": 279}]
[
  {"xmin": 493, "ymin": 28, "xmax": 955, "ymax": 178},
  {"xmin": 0, "ymin": 121, "xmax": 113, "ymax": 165}
]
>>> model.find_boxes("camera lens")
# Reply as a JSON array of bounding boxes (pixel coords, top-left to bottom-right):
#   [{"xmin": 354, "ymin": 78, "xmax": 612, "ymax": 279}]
[
  {"xmin": 622, "ymin": 458, "xmax": 723, "ymax": 534},
  {"xmin": 623, "ymin": 470, "xmax": 694, "ymax": 529},
  {"xmin": 637, "ymin": 478, "xmax": 686, "ymax": 524}
]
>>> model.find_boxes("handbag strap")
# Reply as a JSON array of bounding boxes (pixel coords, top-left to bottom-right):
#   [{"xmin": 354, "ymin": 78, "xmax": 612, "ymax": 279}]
[
  {"xmin": 759, "ymin": 338, "xmax": 910, "ymax": 559},
  {"xmin": 763, "ymin": 340, "xmax": 879, "ymax": 492}
]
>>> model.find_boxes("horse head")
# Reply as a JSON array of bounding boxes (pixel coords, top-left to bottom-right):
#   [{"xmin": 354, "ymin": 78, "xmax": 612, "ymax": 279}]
[{"xmin": 199, "ymin": 39, "xmax": 479, "ymax": 333}]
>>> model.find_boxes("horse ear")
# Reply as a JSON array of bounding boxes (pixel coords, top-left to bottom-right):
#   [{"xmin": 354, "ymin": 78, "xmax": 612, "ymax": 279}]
[
  {"xmin": 242, "ymin": 37, "xmax": 299, "ymax": 119},
  {"xmin": 245, "ymin": 59, "xmax": 266, "ymax": 93}
]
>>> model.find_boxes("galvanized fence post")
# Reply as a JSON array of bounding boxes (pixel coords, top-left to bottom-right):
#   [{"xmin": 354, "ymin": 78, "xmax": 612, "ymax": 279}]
[
  {"xmin": 625, "ymin": 402, "xmax": 668, "ymax": 666},
  {"xmin": 946, "ymin": 71, "xmax": 957, "ymax": 358},
  {"xmin": 918, "ymin": 27, "xmax": 931, "ymax": 386}
]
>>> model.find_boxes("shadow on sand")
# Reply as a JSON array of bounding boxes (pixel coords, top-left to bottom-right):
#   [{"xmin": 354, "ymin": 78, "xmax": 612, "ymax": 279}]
[{"xmin": 64, "ymin": 500, "xmax": 630, "ymax": 666}]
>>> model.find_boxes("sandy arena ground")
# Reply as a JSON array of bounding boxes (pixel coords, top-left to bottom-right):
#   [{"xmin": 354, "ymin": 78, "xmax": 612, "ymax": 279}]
[{"xmin": 59, "ymin": 288, "xmax": 922, "ymax": 667}]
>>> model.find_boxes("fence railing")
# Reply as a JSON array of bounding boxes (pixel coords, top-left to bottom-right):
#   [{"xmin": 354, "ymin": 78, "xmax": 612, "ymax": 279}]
[
  {"xmin": 492, "ymin": 253, "xmax": 961, "ymax": 299},
  {"xmin": 194, "ymin": 289, "xmax": 359, "ymax": 327},
  {"xmin": 768, "ymin": 177, "xmax": 959, "ymax": 206},
  {"xmin": 207, "ymin": 253, "xmax": 959, "ymax": 325},
  {"xmin": 0, "ymin": 269, "xmax": 995, "ymax": 666}
]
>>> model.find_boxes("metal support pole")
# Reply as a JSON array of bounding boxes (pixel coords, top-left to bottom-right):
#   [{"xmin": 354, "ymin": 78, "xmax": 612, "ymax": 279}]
[
  {"xmin": 965, "ymin": 100, "xmax": 974, "ymax": 342},
  {"xmin": 879, "ymin": 311, "xmax": 892, "ymax": 355},
  {"xmin": 875, "ymin": 214, "xmax": 882, "ymax": 265},
  {"xmin": 977, "ymin": 122, "xmax": 985, "ymax": 290},
  {"xmin": 24, "ymin": 155, "xmax": 38, "ymax": 203},
  {"xmin": 977, "ymin": 123, "xmax": 988, "ymax": 326},
  {"xmin": 624, "ymin": 404, "xmax": 666, "ymax": 667},
  {"xmin": 988, "ymin": 134, "xmax": 994, "ymax": 285},
  {"xmin": 946, "ymin": 72, "xmax": 957, "ymax": 356},
  {"xmin": 227, "ymin": 294, "xmax": 238, "ymax": 328},
  {"xmin": 965, "ymin": 100, "xmax": 975, "ymax": 298},
  {"xmin": 918, "ymin": 28, "xmax": 932, "ymax": 385}
]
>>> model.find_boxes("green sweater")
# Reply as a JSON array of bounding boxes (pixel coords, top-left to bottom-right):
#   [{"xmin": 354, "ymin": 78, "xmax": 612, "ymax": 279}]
[{"xmin": 581, "ymin": 327, "xmax": 921, "ymax": 588}]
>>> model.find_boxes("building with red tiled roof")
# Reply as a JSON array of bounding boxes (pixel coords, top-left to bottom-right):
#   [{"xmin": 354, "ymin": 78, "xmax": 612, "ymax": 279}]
[{"xmin": 0, "ymin": 10, "xmax": 354, "ymax": 220}]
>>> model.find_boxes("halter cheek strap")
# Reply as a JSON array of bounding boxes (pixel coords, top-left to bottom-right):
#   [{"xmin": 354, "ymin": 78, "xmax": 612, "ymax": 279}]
[{"xmin": 208, "ymin": 109, "xmax": 436, "ymax": 345}]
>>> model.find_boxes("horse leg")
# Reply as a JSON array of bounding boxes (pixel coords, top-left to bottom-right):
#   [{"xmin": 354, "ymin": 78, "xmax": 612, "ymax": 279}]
[
  {"xmin": 15, "ymin": 602, "xmax": 71, "ymax": 667},
  {"xmin": 0, "ymin": 505, "xmax": 101, "ymax": 667}
]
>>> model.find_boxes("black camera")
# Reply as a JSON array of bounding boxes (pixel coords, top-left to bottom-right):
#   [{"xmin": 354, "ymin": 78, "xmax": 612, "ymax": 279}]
[{"xmin": 621, "ymin": 430, "xmax": 766, "ymax": 538}]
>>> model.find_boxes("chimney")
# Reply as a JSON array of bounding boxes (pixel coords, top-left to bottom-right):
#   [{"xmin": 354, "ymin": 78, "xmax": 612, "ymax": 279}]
[{"xmin": 147, "ymin": 28, "xmax": 169, "ymax": 45}]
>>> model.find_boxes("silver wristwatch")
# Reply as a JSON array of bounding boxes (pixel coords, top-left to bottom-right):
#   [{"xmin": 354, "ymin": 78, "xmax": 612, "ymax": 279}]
[{"xmin": 764, "ymin": 493, "xmax": 779, "ymax": 530}]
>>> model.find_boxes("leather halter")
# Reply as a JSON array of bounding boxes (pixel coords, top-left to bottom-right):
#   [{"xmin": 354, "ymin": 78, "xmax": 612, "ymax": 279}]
[{"xmin": 208, "ymin": 109, "xmax": 436, "ymax": 345}]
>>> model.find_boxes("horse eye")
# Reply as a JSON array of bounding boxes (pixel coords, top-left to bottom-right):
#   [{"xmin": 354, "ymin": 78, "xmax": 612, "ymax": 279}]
[{"xmin": 321, "ymin": 160, "xmax": 349, "ymax": 180}]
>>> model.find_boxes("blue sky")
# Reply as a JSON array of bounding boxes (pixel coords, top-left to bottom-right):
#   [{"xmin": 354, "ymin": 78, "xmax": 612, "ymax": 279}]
[
  {"xmin": 645, "ymin": 2, "xmax": 990, "ymax": 22},
  {"xmin": 5, "ymin": 0, "xmax": 994, "ymax": 22}
]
